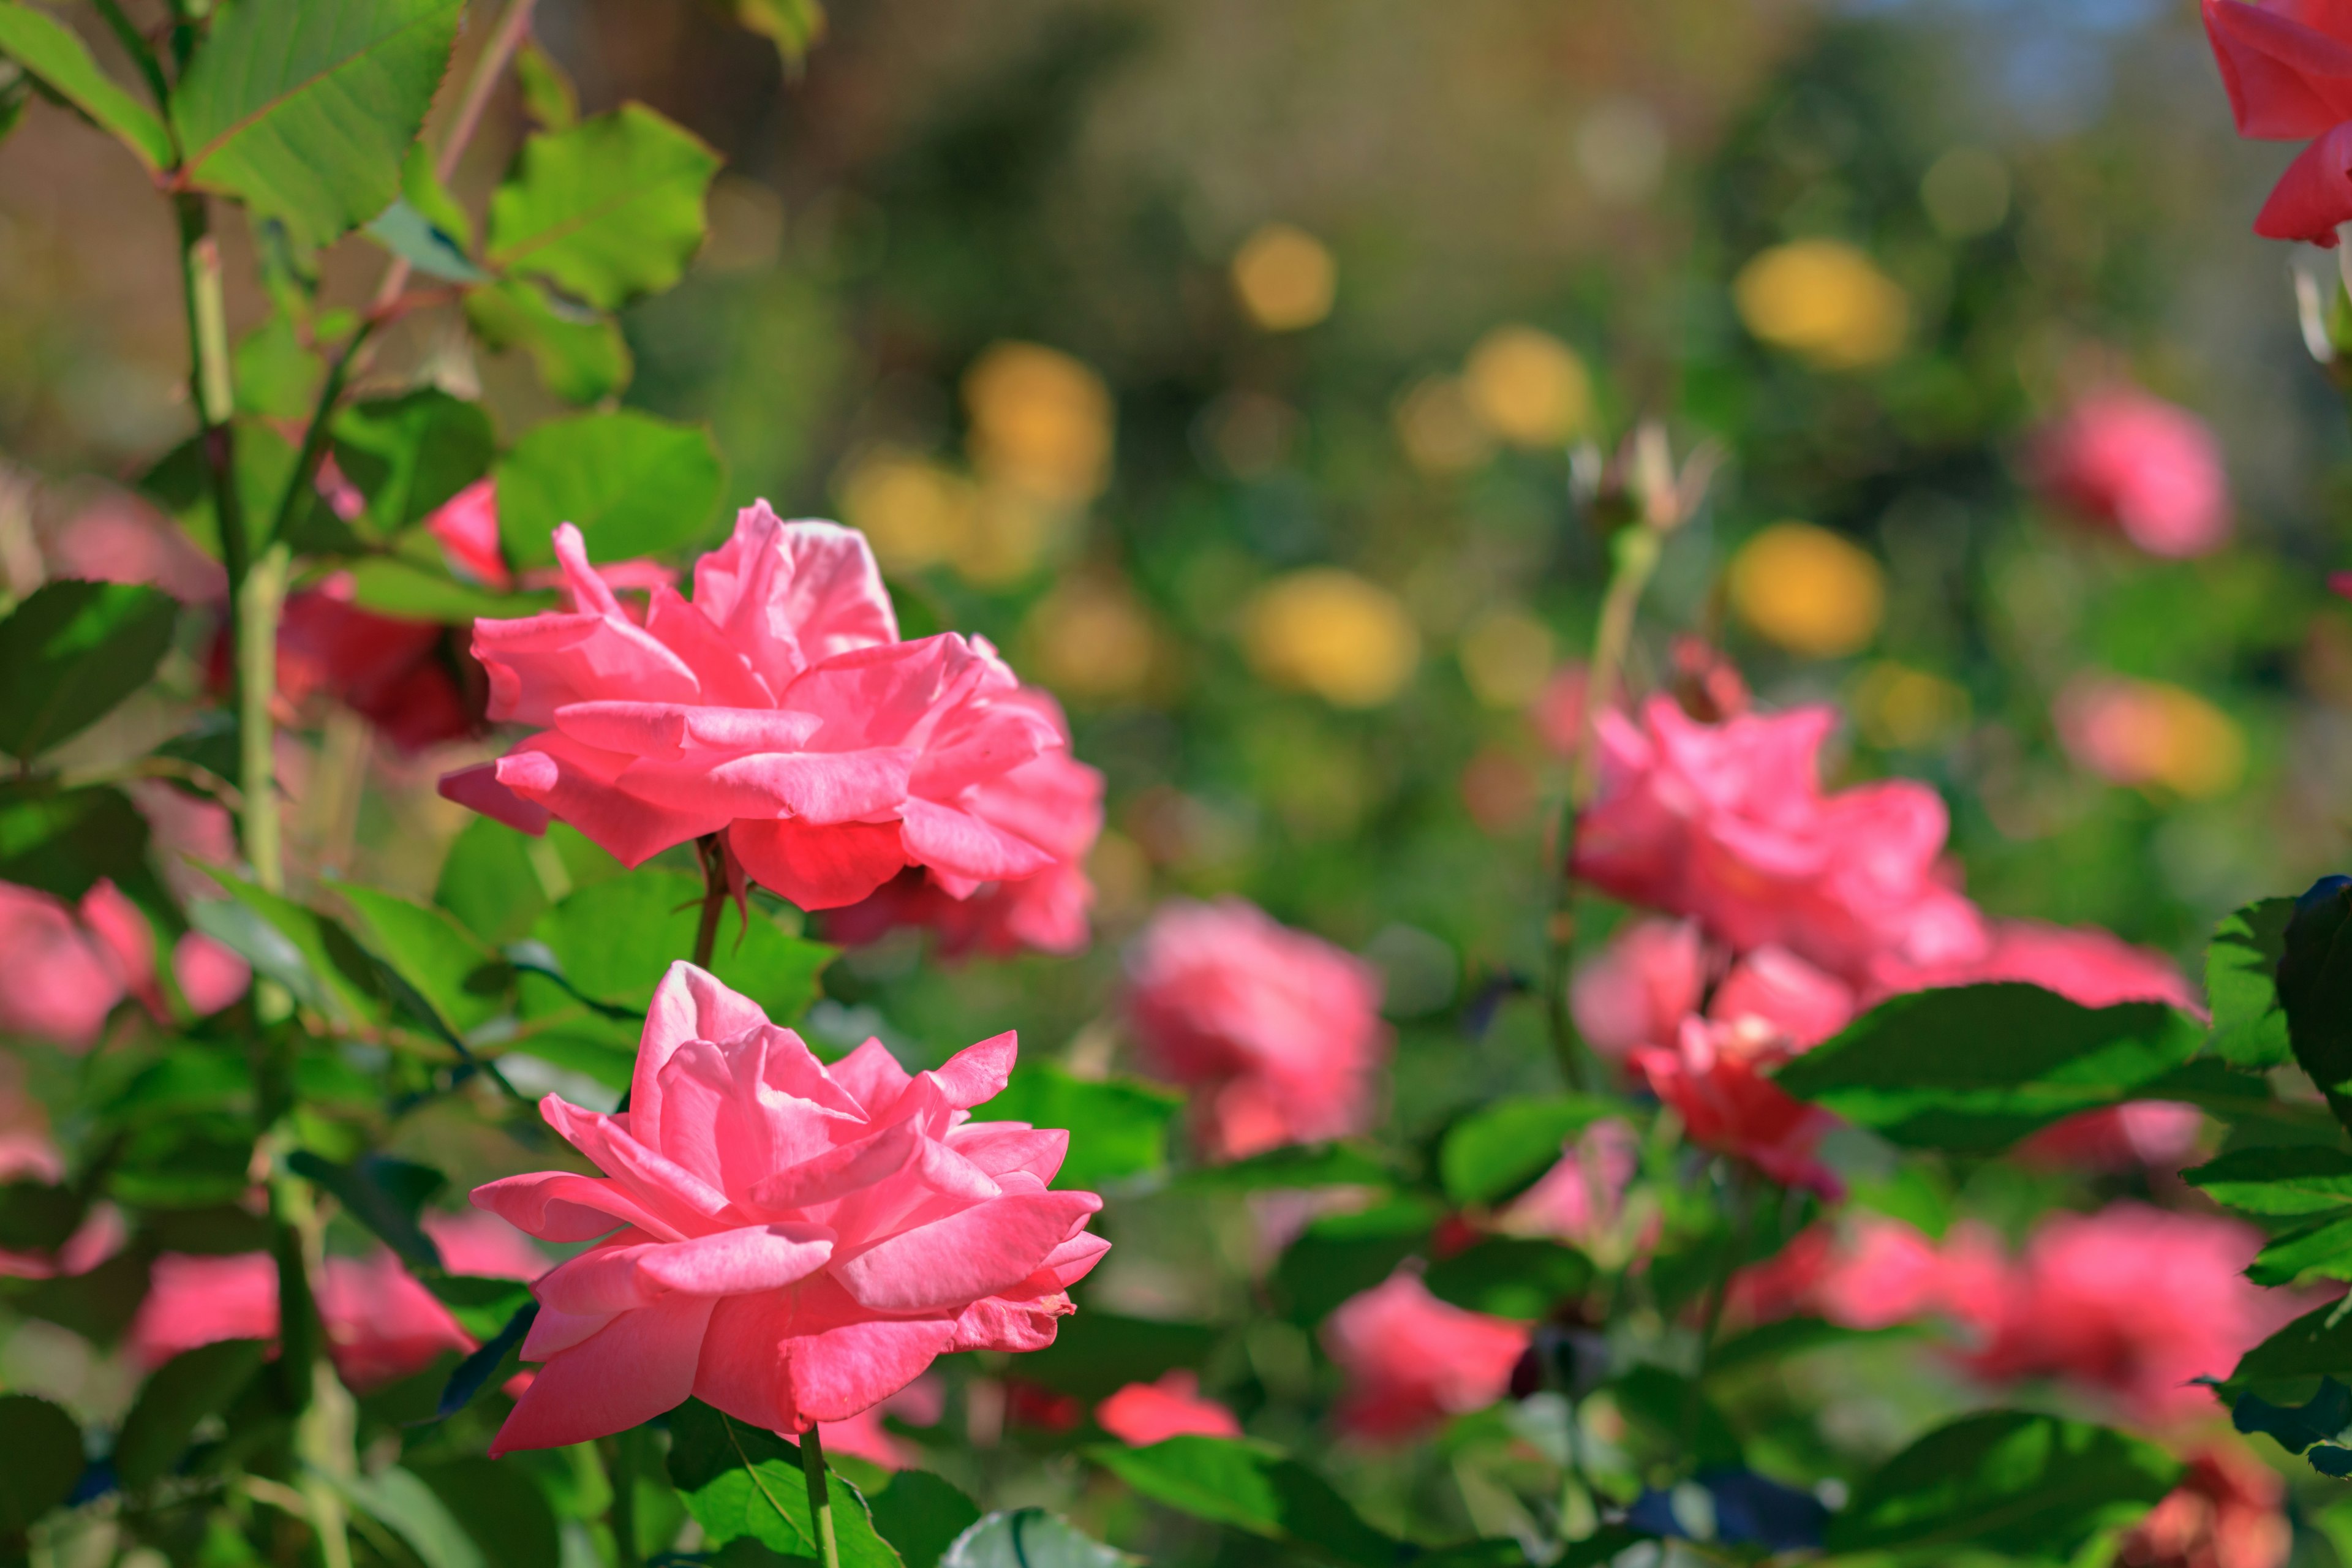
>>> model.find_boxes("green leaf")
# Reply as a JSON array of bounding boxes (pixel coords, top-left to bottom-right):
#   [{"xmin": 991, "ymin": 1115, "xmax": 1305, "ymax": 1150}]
[
  {"xmin": 1826, "ymin": 1411, "xmax": 2181, "ymax": 1559},
  {"xmin": 0, "ymin": 782, "xmax": 156, "ymax": 903},
  {"xmin": 107, "ymin": 1045, "xmax": 256, "ymax": 1124},
  {"xmin": 0, "ymin": 1183, "xmax": 80, "ymax": 1253},
  {"xmin": 2184, "ymin": 1145, "xmax": 2352, "ymax": 1216},
  {"xmin": 494, "ymin": 410, "xmax": 724, "ymax": 567},
  {"xmin": 486, "ymin": 104, "xmax": 720, "ymax": 309},
  {"xmin": 1087, "ymin": 1436, "xmax": 1405, "ymax": 1568},
  {"xmin": 412, "ymin": 1458, "xmax": 559, "ymax": 1568},
  {"xmin": 1605, "ymin": 1365, "xmax": 1743, "ymax": 1469},
  {"xmin": 869, "ymin": 1472, "xmax": 982, "ymax": 1568},
  {"xmin": 1773, "ymin": 984, "xmax": 2203, "ymax": 1152},
  {"xmin": 666, "ymin": 1399, "xmax": 904, "ymax": 1568},
  {"xmin": 977, "ymin": 1065, "xmax": 1179, "ymax": 1191},
  {"xmin": 532, "ymin": 871, "xmax": 831, "ymax": 1020},
  {"xmin": 286, "ymin": 1150, "xmax": 445, "ymax": 1268},
  {"xmin": 464, "ymin": 277, "xmax": 632, "ymax": 404},
  {"xmin": 1175, "ymin": 1142, "xmax": 1395, "ymax": 1194},
  {"xmin": 336, "ymin": 883, "xmax": 508, "ymax": 1035},
  {"xmin": 233, "ymin": 312, "xmax": 323, "ymax": 420},
  {"xmin": 2207, "ymin": 897, "xmax": 2294, "ymax": 1068},
  {"xmin": 0, "ymin": 2, "xmax": 172, "ymax": 170},
  {"xmin": 1018, "ymin": 1311, "xmax": 1219, "ymax": 1401},
  {"xmin": 421, "ymin": 1276, "xmax": 535, "ymax": 1339},
  {"xmin": 172, "ymin": 0, "xmax": 464, "ymax": 249},
  {"xmin": 112, "ymin": 1340, "xmax": 267, "ymax": 1489},
  {"xmin": 2251, "ymin": 1212, "xmax": 2352, "ymax": 1287},
  {"xmin": 435, "ymin": 814, "xmax": 559, "ymax": 945},
  {"xmin": 328, "ymin": 389, "xmax": 495, "ymax": 539},
  {"xmin": 941, "ymin": 1511, "xmax": 1131, "ymax": 1568},
  {"xmin": 138, "ymin": 418, "xmax": 296, "ymax": 564},
  {"xmin": 0, "ymin": 1393, "xmax": 82, "ymax": 1534},
  {"xmin": 512, "ymin": 39, "xmax": 576, "ymax": 130},
  {"xmin": 194, "ymin": 876, "xmax": 385, "ymax": 1023},
  {"xmin": 1440, "ymin": 1095, "xmax": 1619, "ymax": 1205},
  {"xmin": 108, "ymin": 1115, "xmax": 256, "ymax": 1208},
  {"xmin": 0, "ymin": 581, "xmax": 177, "ymax": 760},
  {"xmin": 401, "ymin": 138, "xmax": 472, "ymax": 248},
  {"xmin": 1424, "ymin": 1237, "xmax": 1591, "ymax": 1319},
  {"xmin": 1707, "ymin": 1314, "xmax": 1918, "ymax": 1374},
  {"xmin": 2282, "ymin": 877, "xmax": 2352, "ymax": 1100},
  {"xmin": 367, "ymin": 197, "xmax": 491, "ymax": 283},
  {"xmin": 339, "ymin": 1465, "xmax": 487, "ymax": 1568},
  {"xmin": 2233, "ymin": 1378, "xmax": 2352, "ymax": 1453},
  {"xmin": 342, "ymin": 554, "xmax": 554, "ymax": 623},
  {"xmin": 1273, "ymin": 1198, "xmax": 1440, "ymax": 1323}
]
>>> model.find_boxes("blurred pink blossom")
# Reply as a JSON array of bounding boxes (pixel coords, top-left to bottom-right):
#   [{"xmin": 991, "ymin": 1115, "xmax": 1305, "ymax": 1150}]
[
  {"xmin": 1322, "ymin": 1273, "xmax": 1528, "ymax": 1441},
  {"xmin": 2032, "ymin": 391, "xmax": 2231, "ymax": 557},
  {"xmin": 1096, "ymin": 1370, "xmax": 1244, "ymax": 1445},
  {"xmin": 1496, "ymin": 1118, "xmax": 1646, "ymax": 1254},
  {"xmin": 1629, "ymin": 1017, "xmax": 1844, "ymax": 1197},
  {"xmin": 2117, "ymin": 1442, "xmax": 2291, "ymax": 1568}
]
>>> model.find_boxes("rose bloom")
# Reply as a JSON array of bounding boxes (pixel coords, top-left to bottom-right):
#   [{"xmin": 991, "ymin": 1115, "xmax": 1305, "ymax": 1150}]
[
  {"xmin": 1952, "ymin": 1204, "xmax": 2315, "ymax": 1425},
  {"xmin": 2031, "ymin": 391, "xmax": 2232, "ymax": 557},
  {"xmin": 1496, "ymin": 1118, "xmax": 1645, "ymax": 1255},
  {"xmin": 2117, "ymin": 1444, "xmax": 2291, "ymax": 1568},
  {"xmin": 1574, "ymin": 699, "xmax": 1985, "ymax": 989},
  {"xmin": 825, "ymin": 690, "xmax": 1104, "ymax": 957},
  {"xmin": 276, "ymin": 581, "xmax": 484, "ymax": 753},
  {"xmin": 2203, "ymin": 0, "xmax": 2352, "ymax": 245},
  {"xmin": 472, "ymin": 963, "xmax": 1106, "ymax": 1453},
  {"xmin": 1630, "ymin": 1017, "xmax": 1844, "ymax": 1198},
  {"xmin": 128, "ymin": 1212, "xmax": 546, "ymax": 1392},
  {"xmin": 1730, "ymin": 1215, "xmax": 1950, "ymax": 1331},
  {"xmin": 1096, "ymin": 1370, "xmax": 1244, "ymax": 1446},
  {"xmin": 441, "ymin": 506, "xmax": 1071, "ymax": 912},
  {"xmin": 1321, "ymin": 1273, "xmax": 1529, "ymax": 1441},
  {"xmin": 1124, "ymin": 897, "xmax": 1390, "ymax": 1161},
  {"xmin": 0, "ymin": 878, "xmax": 243, "ymax": 1047}
]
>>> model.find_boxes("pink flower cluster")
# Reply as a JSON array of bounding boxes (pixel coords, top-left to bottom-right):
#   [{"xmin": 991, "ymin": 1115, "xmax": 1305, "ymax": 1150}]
[
  {"xmin": 472, "ymin": 963, "xmax": 1106, "ymax": 1453},
  {"xmin": 1122, "ymin": 897, "xmax": 1392, "ymax": 1161},
  {"xmin": 1571, "ymin": 698, "xmax": 2200, "ymax": 1189},
  {"xmin": 0, "ymin": 877, "xmax": 246, "ymax": 1049},
  {"xmin": 2205, "ymin": 0, "xmax": 2352, "ymax": 244},
  {"xmin": 2031, "ymin": 391, "xmax": 2233, "ymax": 559},
  {"xmin": 442, "ymin": 505, "xmax": 1100, "ymax": 948}
]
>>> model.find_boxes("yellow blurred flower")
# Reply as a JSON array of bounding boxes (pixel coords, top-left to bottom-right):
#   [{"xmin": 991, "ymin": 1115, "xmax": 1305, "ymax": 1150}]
[
  {"xmin": 1732, "ymin": 240, "xmax": 1910, "ymax": 370},
  {"xmin": 1244, "ymin": 568, "xmax": 1420, "ymax": 707},
  {"xmin": 1727, "ymin": 521, "xmax": 1885, "ymax": 658},
  {"xmin": 1464, "ymin": 326, "xmax": 1593, "ymax": 448},
  {"xmin": 1393, "ymin": 375, "xmax": 1495, "ymax": 475},
  {"xmin": 2054, "ymin": 674, "xmax": 2246, "ymax": 800},
  {"xmin": 1022, "ymin": 575, "xmax": 1160, "ymax": 703},
  {"xmin": 835, "ymin": 448, "xmax": 976, "ymax": 574},
  {"xmin": 1853, "ymin": 662, "xmax": 1971, "ymax": 750},
  {"xmin": 1231, "ymin": 222, "xmax": 1336, "ymax": 331},
  {"xmin": 1457, "ymin": 607, "xmax": 1556, "ymax": 708},
  {"xmin": 963, "ymin": 342, "xmax": 1114, "ymax": 507}
]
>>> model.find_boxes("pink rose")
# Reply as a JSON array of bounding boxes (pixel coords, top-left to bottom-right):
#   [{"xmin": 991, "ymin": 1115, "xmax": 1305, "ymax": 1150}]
[
  {"xmin": 1124, "ymin": 897, "xmax": 1391, "ymax": 1161},
  {"xmin": 1496, "ymin": 1118, "xmax": 1646, "ymax": 1254},
  {"xmin": 1733, "ymin": 1216, "xmax": 1949, "ymax": 1332},
  {"xmin": 2117, "ymin": 1444, "xmax": 2291, "ymax": 1568},
  {"xmin": 1629, "ymin": 1017, "xmax": 1844, "ymax": 1197},
  {"xmin": 1710, "ymin": 944, "xmax": 1857, "ymax": 1049},
  {"xmin": 827, "ymin": 690, "xmax": 1104, "ymax": 957},
  {"xmin": 1321, "ymin": 1273, "xmax": 1529, "ymax": 1441},
  {"xmin": 2032, "ymin": 392, "xmax": 2232, "ymax": 557},
  {"xmin": 275, "ymin": 580, "xmax": 482, "ymax": 754},
  {"xmin": 426, "ymin": 478, "xmax": 509, "ymax": 590},
  {"xmin": 2203, "ymin": 0, "xmax": 2352, "ymax": 246},
  {"xmin": 1952, "ymin": 1204, "xmax": 2315, "ymax": 1425},
  {"xmin": 2016, "ymin": 1101, "xmax": 2206, "ymax": 1173},
  {"xmin": 0, "ymin": 878, "xmax": 162, "ymax": 1049},
  {"xmin": 1574, "ymin": 699, "xmax": 1984, "ymax": 988},
  {"xmin": 442, "ymin": 506, "xmax": 1071, "ymax": 912},
  {"xmin": 1569, "ymin": 918, "xmax": 1703, "ymax": 1063},
  {"xmin": 472, "ymin": 962, "xmax": 1106, "ymax": 1453},
  {"xmin": 1096, "ymin": 1370, "xmax": 1244, "ymax": 1446}
]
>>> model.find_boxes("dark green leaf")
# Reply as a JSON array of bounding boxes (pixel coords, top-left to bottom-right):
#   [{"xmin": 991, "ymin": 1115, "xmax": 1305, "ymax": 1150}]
[
  {"xmin": 869, "ymin": 1471, "xmax": 982, "ymax": 1568},
  {"xmin": 341, "ymin": 554, "xmax": 554, "ymax": 623},
  {"xmin": 0, "ymin": 782, "xmax": 155, "ymax": 902},
  {"xmin": 1773, "ymin": 984, "xmax": 2203, "ymax": 1152},
  {"xmin": 2207, "ymin": 897, "xmax": 2294, "ymax": 1068},
  {"xmin": 328, "ymin": 390, "xmax": 495, "ymax": 539},
  {"xmin": 113, "ymin": 1340, "xmax": 267, "ymax": 1490},
  {"xmin": 486, "ymin": 104, "xmax": 720, "ymax": 309},
  {"xmin": 1019, "ymin": 1311, "xmax": 1219, "ymax": 1401},
  {"xmin": 2187, "ymin": 1146, "xmax": 2352, "ymax": 1216},
  {"xmin": 978, "ymin": 1065, "xmax": 1179, "ymax": 1191},
  {"xmin": 138, "ymin": 419, "xmax": 296, "ymax": 564},
  {"xmin": 666, "ymin": 1400, "xmax": 903, "ymax": 1568},
  {"xmin": 107, "ymin": 1046, "xmax": 256, "ymax": 1123},
  {"xmin": 0, "ymin": 1183, "xmax": 80, "ymax": 1253},
  {"xmin": 10, "ymin": 1249, "xmax": 148, "ymax": 1344},
  {"xmin": 434, "ymin": 1300, "xmax": 534, "ymax": 1420},
  {"xmin": 194, "ymin": 876, "xmax": 385, "ymax": 1023},
  {"xmin": 435, "ymin": 815, "xmax": 558, "ymax": 946},
  {"xmin": 1424, "ymin": 1238, "xmax": 1591, "ymax": 1320},
  {"xmin": 1440, "ymin": 1095, "xmax": 1618, "ymax": 1205},
  {"xmin": 1175, "ymin": 1142, "xmax": 1395, "ymax": 1194},
  {"xmin": 422, "ymin": 1276, "xmax": 535, "ymax": 1339},
  {"xmin": 0, "ymin": 2, "xmax": 172, "ymax": 170},
  {"xmin": 172, "ymin": 0, "xmax": 465, "ymax": 249},
  {"xmin": 336, "ymin": 883, "xmax": 507, "ymax": 1035},
  {"xmin": 711, "ymin": 0, "xmax": 827, "ymax": 70},
  {"xmin": 1605, "ymin": 1365, "xmax": 1743, "ymax": 1469},
  {"xmin": 2251, "ymin": 1212, "xmax": 2352, "ymax": 1287},
  {"xmin": 1273, "ymin": 1198, "xmax": 1438, "ymax": 1322},
  {"xmin": 339, "ymin": 1465, "xmax": 486, "ymax": 1568},
  {"xmin": 464, "ymin": 277, "xmax": 632, "ymax": 404},
  {"xmin": 532, "ymin": 871, "xmax": 830, "ymax": 1020},
  {"xmin": 2282, "ymin": 877, "xmax": 2352, "ymax": 1099},
  {"xmin": 413, "ymin": 1458, "xmax": 559, "ymax": 1568},
  {"xmin": 494, "ymin": 410, "xmax": 723, "ymax": 567},
  {"xmin": 110, "ymin": 1115, "xmax": 257, "ymax": 1208},
  {"xmin": 1707, "ymin": 1315, "xmax": 1917, "ymax": 1374},
  {"xmin": 941, "ymin": 1510, "xmax": 1131, "ymax": 1568},
  {"xmin": 1826, "ymin": 1411, "xmax": 2181, "ymax": 1559},
  {"xmin": 2233, "ymin": 1378, "xmax": 2352, "ymax": 1453},
  {"xmin": 287, "ymin": 1151, "xmax": 445, "ymax": 1268},
  {"xmin": 1087, "ymin": 1436, "xmax": 1402, "ymax": 1568},
  {"xmin": 0, "ymin": 1393, "xmax": 81, "ymax": 1533},
  {"xmin": 0, "ymin": 581, "xmax": 177, "ymax": 760}
]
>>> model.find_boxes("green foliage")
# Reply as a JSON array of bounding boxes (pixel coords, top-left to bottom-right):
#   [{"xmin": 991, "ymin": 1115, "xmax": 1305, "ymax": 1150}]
[
  {"xmin": 0, "ymin": 2, "xmax": 172, "ymax": 170},
  {"xmin": 342, "ymin": 554, "xmax": 552, "ymax": 622},
  {"xmin": 466, "ymin": 277, "xmax": 633, "ymax": 403},
  {"xmin": 531, "ymin": 870, "xmax": 831, "ymax": 1020},
  {"xmin": 328, "ymin": 390, "xmax": 496, "ymax": 540},
  {"xmin": 339, "ymin": 1464, "xmax": 493, "ymax": 1568},
  {"xmin": 172, "ymin": 0, "xmax": 465, "ymax": 247},
  {"xmin": 978, "ymin": 1063, "xmax": 1180, "ymax": 1189},
  {"xmin": 1018, "ymin": 1310, "xmax": 1218, "ymax": 1401},
  {"xmin": 1773, "ymin": 983, "xmax": 2203, "ymax": 1151},
  {"xmin": 941, "ymin": 1511, "xmax": 1131, "ymax": 1568},
  {"xmin": 1273, "ymin": 1197, "xmax": 1439, "ymax": 1321},
  {"xmin": 194, "ymin": 876, "xmax": 385, "ymax": 1024},
  {"xmin": 412, "ymin": 1458, "xmax": 562, "ymax": 1568},
  {"xmin": 435, "ymin": 815, "xmax": 558, "ymax": 945},
  {"xmin": 1826, "ymin": 1411, "xmax": 2182, "ymax": 1559},
  {"xmin": 2232, "ymin": 1378, "xmax": 2352, "ymax": 1458},
  {"xmin": 113, "ymin": 1339, "xmax": 268, "ymax": 1489},
  {"xmin": 512, "ymin": 40, "xmax": 578, "ymax": 130},
  {"xmin": 494, "ymin": 410, "xmax": 725, "ymax": 567},
  {"xmin": 868, "ymin": 1472, "xmax": 982, "ymax": 1568},
  {"xmin": 2281, "ymin": 877, "xmax": 2352, "ymax": 1101},
  {"xmin": 0, "ymin": 1393, "xmax": 82, "ymax": 1538},
  {"xmin": 1440, "ymin": 1095, "xmax": 1618, "ymax": 1205},
  {"xmin": 0, "ymin": 581, "xmax": 177, "ymax": 761},
  {"xmin": 666, "ymin": 1400, "xmax": 903, "ymax": 1567},
  {"xmin": 2221, "ymin": 1300, "xmax": 2352, "ymax": 1404},
  {"xmin": 2185, "ymin": 1146, "xmax": 2352, "ymax": 1213},
  {"xmin": 368, "ymin": 198, "xmax": 491, "ymax": 283},
  {"xmin": 2207, "ymin": 896, "xmax": 2295, "ymax": 1068},
  {"xmin": 1174, "ymin": 1141, "xmax": 1394, "ymax": 1193},
  {"xmin": 486, "ymin": 104, "xmax": 722, "ymax": 309},
  {"xmin": 234, "ymin": 313, "xmax": 323, "ymax": 419},
  {"xmin": 422, "ymin": 1275, "xmax": 536, "ymax": 1339},
  {"xmin": 336, "ymin": 883, "xmax": 508, "ymax": 1036},
  {"xmin": 1424, "ymin": 1237, "xmax": 1592, "ymax": 1318},
  {"xmin": 285, "ymin": 1150, "xmax": 445, "ymax": 1267},
  {"xmin": 712, "ymin": 0, "xmax": 829, "ymax": 71}
]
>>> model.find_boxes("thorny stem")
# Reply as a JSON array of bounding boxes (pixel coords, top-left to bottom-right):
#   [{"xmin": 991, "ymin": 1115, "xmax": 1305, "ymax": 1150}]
[{"xmin": 802, "ymin": 1421, "xmax": 842, "ymax": 1568}]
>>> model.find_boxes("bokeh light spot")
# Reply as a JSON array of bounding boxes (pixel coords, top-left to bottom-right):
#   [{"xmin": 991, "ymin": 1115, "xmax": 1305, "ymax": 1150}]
[
  {"xmin": 1727, "ymin": 521, "xmax": 1886, "ymax": 658},
  {"xmin": 1732, "ymin": 240, "xmax": 1910, "ymax": 370},
  {"xmin": 1244, "ymin": 568, "xmax": 1421, "ymax": 707},
  {"xmin": 1231, "ymin": 222, "xmax": 1337, "ymax": 332}
]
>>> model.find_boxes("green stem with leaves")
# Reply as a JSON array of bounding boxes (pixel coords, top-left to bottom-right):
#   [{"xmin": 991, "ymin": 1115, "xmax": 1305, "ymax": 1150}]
[{"xmin": 801, "ymin": 1422, "xmax": 842, "ymax": 1568}]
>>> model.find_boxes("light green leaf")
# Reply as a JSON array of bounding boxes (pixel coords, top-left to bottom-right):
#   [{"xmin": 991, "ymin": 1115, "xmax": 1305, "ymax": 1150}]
[
  {"xmin": 2208, "ymin": 897, "xmax": 2294, "ymax": 1069},
  {"xmin": 1175, "ymin": 1142, "xmax": 1395, "ymax": 1195},
  {"xmin": 709, "ymin": 0, "xmax": 826, "ymax": 70},
  {"xmin": 1440, "ymin": 1095, "xmax": 1619, "ymax": 1205},
  {"xmin": 421, "ymin": 1276, "xmax": 536, "ymax": 1340},
  {"xmin": 336, "ymin": 882, "xmax": 508, "ymax": 1034},
  {"xmin": 342, "ymin": 554, "xmax": 554, "ymax": 624},
  {"xmin": 532, "ymin": 870, "xmax": 831, "ymax": 1021},
  {"xmin": 138, "ymin": 418, "xmax": 297, "ymax": 564},
  {"xmin": 2184, "ymin": 1145, "xmax": 2352, "ymax": 1216},
  {"xmin": 465, "ymin": 277, "xmax": 632, "ymax": 404},
  {"xmin": 667, "ymin": 1400, "xmax": 903, "ymax": 1568},
  {"xmin": 172, "ymin": 0, "xmax": 464, "ymax": 248},
  {"xmin": 1017, "ymin": 1311, "xmax": 1218, "ymax": 1402},
  {"xmin": 401, "ymin": 138, "xmax": 470, "ymax": 248},
  {"xmin": 495, "ymin": 410, "xmax": 723, "ymax": 567},
  {"xmin": 412, "ymin": 1458, "xmax": 559, "ymax": 1568},
  {"xmin": 0, "ymin": 1393, "xmax": 83, "ymax": 1532},
  {"xmin": 941, "ymin": 1511, "xmax": 1131, "ymax": 1568},
  {"xmin": 1087, "ymin": 1437, "xmax": 1409, "ymax": 1568},
  {"xmin": 486, "ymin": 104, "xmax": 720, "ymax": 309},
  {"xmin": 0, "ymin": 581, "xmax": 178, "ymax": 760},
  {"xmin": 978, "ymin": 1065, "xmax": 1180, "ymax": 1191},
  {"xmin": 233, "ymin": 312, "xmax": 323, "ymax": 420},
  {"xmin": 434, "ymin": 815, "xmax": 559, "ymax": 946},
  {"xmin": 512, "ymin": 39, "xmax": 576, "ymax": 130},
  {"xmin": 2252, "ymin": 1212, "xmax": 2352, "ymax": 1288},
  {"xmin": 341, "ymin": 1466, "xmax": 487, "ymax": 1568},
  {"xmin": 0, "ymin": 2, "xmax": 172, "ymax": 170},
  {"xmin": 197, "ymin": 875, "xmax": 385, "ymax": 1023},
  {"xmin": 1773, "ymin": 983, "xmax": 2203, "ymax": 1152}
]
